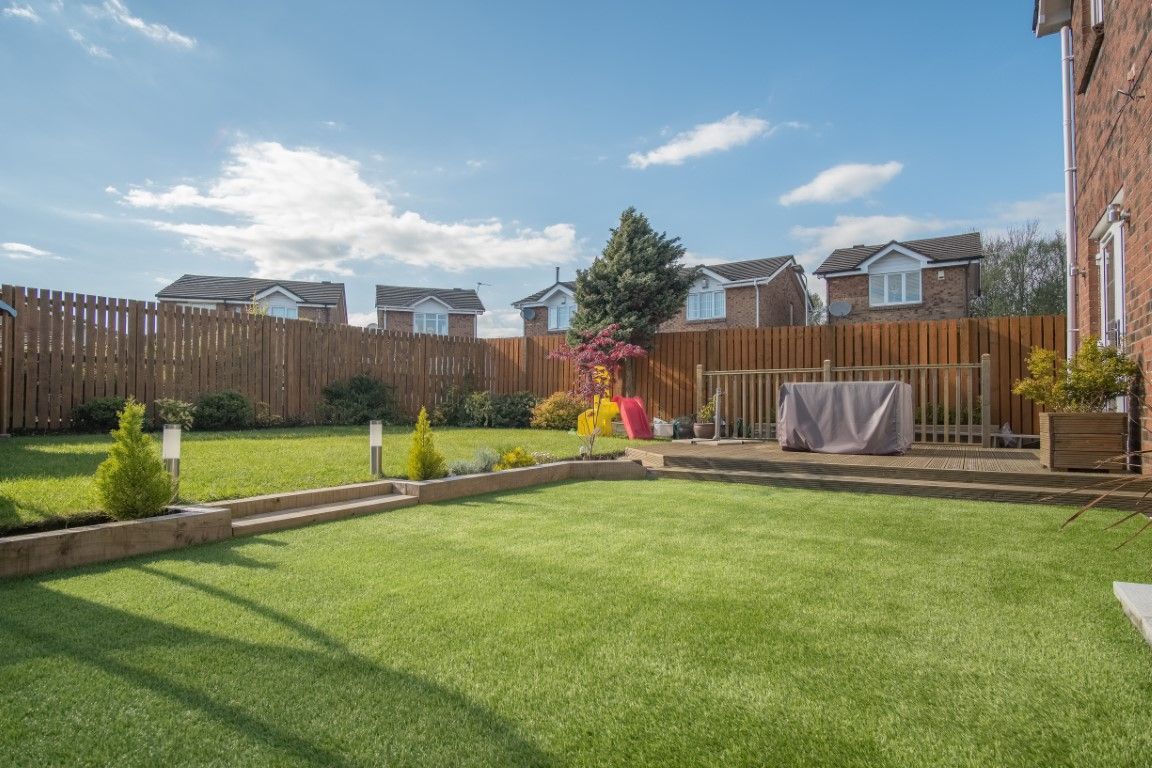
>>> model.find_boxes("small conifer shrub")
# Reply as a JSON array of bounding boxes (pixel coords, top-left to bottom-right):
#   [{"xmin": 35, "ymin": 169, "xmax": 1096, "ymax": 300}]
[
  {"xmin": 405, "ymin": 407, "xmax": 448, "ymax": 480},
  {"xmin": 94, "ymin": 399, "xmax": 175, "ymax": 520}
]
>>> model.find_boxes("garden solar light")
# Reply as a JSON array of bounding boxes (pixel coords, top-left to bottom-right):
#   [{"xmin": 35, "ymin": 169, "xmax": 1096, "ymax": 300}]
[
  {"xmin": 162, "ymin": 424, "xmax": 181, "ymax": 487},
  {"xmin": 369, "ymin": 420, "xmax": 383, "ymax": 476}
]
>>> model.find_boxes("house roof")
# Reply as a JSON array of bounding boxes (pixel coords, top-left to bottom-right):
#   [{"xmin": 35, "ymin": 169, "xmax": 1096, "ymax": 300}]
[
  {"xmin": 704, "ymin": 255, "xmax": 795, "ymax": 282},
  {"xmin": 814, "ymin": 233, "xmax": 984, "ymax": 276},
  {"xmin": 512, "ymin": 281, "xmax": 576, "ymax": 308},
  {"xmin": 1033, "ymin": 0, "xmax": 1072, "ymax": 37},
  {"xmin": 156, "ymin": 274, "xmax": 346, "ymax": 305},
  {"xmin": 375, "ymin": 285, "xmax": 485, "ymax": 313}
]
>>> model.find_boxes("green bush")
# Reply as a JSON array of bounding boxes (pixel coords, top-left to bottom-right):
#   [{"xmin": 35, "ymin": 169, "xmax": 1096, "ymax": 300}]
[
  {"xmin": 406, "ymin": 407, "xmax": 447, "ymax": 480},
  {"xmin": 448, "ymin": 459, "xmax": 483, "ymax": 477},
  {"xmin": 530, "ymin": 391, "xmax": 586, "ymax": 430},
  {"xmin": 94, "ymin": 399, "xmax": 174, "ymax": 520},
  {"xmin": 72, "ymin": 397, "xmax": 128, "ymax": 433},
  {"xmin": 489, "ymin": 392, "xmax": 537, "ymax": 427},
  {"xmin": 195, "ymin": 391, "xmax": 254, "ymax": 430},
  {"xmin": 474, "ymin": 447, "xmax": 500, "ymax": 472},
  {"xmin": 431, "ymin": 386, "xmax": 474, "ymax": 427},
  {"xmin": 431, "ymin": 389, "xmax": 536, "ymax": 428},
  {"xmin": 320, "ymin": 375, "xmax": 400, "ymax": 425},
  {"xmin": 153, "ymin": 398, "xmax": 195, "ymax": 430},
  {"xmin": 494, "ymin": 446, "xmax": 537, "ymax": 471},
  {"xmin": 253, "ymin": 401, "xmax": 284, "ymax": 428}
]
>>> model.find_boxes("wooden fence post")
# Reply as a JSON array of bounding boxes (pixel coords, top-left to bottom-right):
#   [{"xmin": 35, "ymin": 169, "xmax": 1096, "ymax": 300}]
[
  {"xmin": 823, "ymin": 359, "xmax": 833, "ymax": 382},
  {"xmin": 695, "ymin": 363, "xmax": 704, "ymax": 414},
  {"xmin": 0, "ymin": 285, "xmax": 13, "ymax": 436},
  {"xmin": 980, "ymin": 353, "xmax": 993, "ymax": 448}
]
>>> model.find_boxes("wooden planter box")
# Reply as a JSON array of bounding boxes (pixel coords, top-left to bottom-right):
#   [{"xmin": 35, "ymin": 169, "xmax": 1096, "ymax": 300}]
[{"xmin": 1039, "ymin": 412, "xmax": 1128, "ymax": 472}]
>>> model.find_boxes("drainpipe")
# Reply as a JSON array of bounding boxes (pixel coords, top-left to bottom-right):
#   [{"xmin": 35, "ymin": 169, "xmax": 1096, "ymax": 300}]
[
  {"xmin": 753, "ymin": 279, "xmax": 763, "ymax": 327},
  {"xmin": 1061, "ymin": 25, "xmax": 1079, "ymax": 358}
]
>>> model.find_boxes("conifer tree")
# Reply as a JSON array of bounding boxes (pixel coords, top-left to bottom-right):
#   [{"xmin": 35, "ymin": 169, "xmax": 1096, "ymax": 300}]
[
  {"xmin": 570, "ymin": 207, "xmax": 697, "ymax": 350},
  {"xmin": 94, "ymin": 399, "xmax": 175, "ymax": 520},
  {"xmin": 405, "ymin": 407, "xmax": 448, "ymax": 480}
]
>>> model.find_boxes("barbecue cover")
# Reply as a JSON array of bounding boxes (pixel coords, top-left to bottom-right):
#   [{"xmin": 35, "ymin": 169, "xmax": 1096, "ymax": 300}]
[{"xmin": 777, "ymin": 381, "xmax": 913, "ymax": 455}]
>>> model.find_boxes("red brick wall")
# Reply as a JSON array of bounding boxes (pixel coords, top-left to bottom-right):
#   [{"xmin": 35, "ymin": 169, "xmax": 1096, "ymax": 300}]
[
  {"xmin": 1069, "ymin": 0, "xmax": 1152, "ymax": 454},
  {"xmin": 376, "ymin": 309, "xmax": 476, "ymax": 337},
  {"xmin": 824, "ymin": 265, "xmax": 974, "ymax": 324},
  {"xmin": 522, "ymin": 311, "xmax": 565, "ymax": 337},
  {"xmin": 448, "ymin": 313, "xmax": 476, "ymax": 338},
  {"xmin": 659, "ymin": 274, "xmax": 808, "ymax": 333}
]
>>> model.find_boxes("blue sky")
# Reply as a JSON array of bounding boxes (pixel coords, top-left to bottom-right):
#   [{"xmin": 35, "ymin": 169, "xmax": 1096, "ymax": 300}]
[{"xmin": 1, "ymin": 1, "xmax": 1064, "ymax": 335}]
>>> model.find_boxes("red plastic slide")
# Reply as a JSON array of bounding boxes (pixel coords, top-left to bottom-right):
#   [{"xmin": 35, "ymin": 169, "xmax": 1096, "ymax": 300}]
[{"xmin": 612, "ymin": 396, "xmax": 653, "ymax": 439}]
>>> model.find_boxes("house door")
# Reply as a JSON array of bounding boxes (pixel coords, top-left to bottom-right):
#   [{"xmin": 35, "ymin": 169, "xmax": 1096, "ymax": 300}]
[{"xmin": 1097, "ymin": 221, "xmax": 1127, "ymax": 413}]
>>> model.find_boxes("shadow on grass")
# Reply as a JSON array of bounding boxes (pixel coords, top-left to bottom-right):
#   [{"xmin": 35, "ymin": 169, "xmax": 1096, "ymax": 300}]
[{"xmin": 0, "ymin": 580, "xmax": 552, "ymax": 767}]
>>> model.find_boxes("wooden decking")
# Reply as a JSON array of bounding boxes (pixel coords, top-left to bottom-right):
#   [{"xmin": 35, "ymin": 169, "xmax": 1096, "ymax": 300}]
[{"xmin": 625, "ymin": 441, "xmax": 1150, "ymax": 510}]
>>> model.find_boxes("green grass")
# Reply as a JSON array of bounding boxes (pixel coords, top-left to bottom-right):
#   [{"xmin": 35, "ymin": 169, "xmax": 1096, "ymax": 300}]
[
  {"xmin": 0, "ymin": 426, "xmax": 636, "ymax": 532},
  {"xmin": 2, "ymin": 480, "xmax": 1151, "ymax": 767}
]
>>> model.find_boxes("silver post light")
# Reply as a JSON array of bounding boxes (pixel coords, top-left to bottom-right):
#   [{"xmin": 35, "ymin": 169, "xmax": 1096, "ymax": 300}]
[
  {"xmin": 162, "ymin": 424, "xmax": 181, "ymax": 488},
  {"xmin": 369, "ymin": 420, "xmax": 383, "ymax": 476}
]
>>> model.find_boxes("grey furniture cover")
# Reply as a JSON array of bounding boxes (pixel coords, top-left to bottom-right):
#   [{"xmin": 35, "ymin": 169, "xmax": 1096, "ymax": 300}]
[{"xmin": 777, "ymin": 381, "xmax": 913, "ymax": 455}]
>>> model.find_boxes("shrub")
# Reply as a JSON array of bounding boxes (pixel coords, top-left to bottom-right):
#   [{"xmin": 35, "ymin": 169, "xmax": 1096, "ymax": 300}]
[
  {"xmin": 474, "ymin": 447, "xmax": 500, "ymax": 472},
  {"xmin": 696, "ymin": 394, "xmax": 717, "ymax": 423},
  {"xmin": 253, "ymin": 401, "xmax": 284, "ymax": 428},
  {"xmin": 448, "ymin": 459, "xmax": 483, "ymax": 476},
  {"xmin": 406, "ymin": 407, "xmax": 447, "ymax": 480},
  {"xmin": 432, "ymin": 389, "xmax": 536, "ymax": 427},
  {"xmin": 320, "ymin": 375, "xmax": 400, "ymax": 425},
  {"xmin": 431, "ymin": 386, "xmax": 474, "ymax": 427},
  {"xmin": 494, "ymin": 446, "xmax": 537, "ymax": 471},
  {"xmin": 195, "ymin": 391, "xmax": 254, "ymax": 430},
  {"xmin": 531, "ymin": 391, "xmax": 586, "ymax": 430},
  {"xmin": 72, "ymin": 397, "xmax": 127, "ymax": 433},
  {"xmin": 531, "ymin": 451, "xmax": 559, "ymax": 464},
  {"xmin": 94, "ymin": 399, "xmax": 174, "ymax": 520},
  {"xmin": 1012, "ymin": 338, "xmax": 1139, "ymax": 413},
  {"xmin": 489, "ymin": 392, "xmax": 537, "ymax": 427},
  {"xmin": 154, "ymin": 398, "xmax": 195, "ymax": 430}
]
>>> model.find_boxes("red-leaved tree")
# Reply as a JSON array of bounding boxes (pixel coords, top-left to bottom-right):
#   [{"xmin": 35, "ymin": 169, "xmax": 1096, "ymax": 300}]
[{"xmin": 550, "ymin": 324, "xmax": 647, "ymax": 456}]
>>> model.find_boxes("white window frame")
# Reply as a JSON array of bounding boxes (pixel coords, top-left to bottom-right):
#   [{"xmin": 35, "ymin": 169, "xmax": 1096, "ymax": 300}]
[
  {"xmin": 548, "ymin": 302, "xmax": 574, "ymax": 331},
  {"xmin": 687, "ymin": 289, "xmax": 726, "ymax": 321},
  {"xmin": 413, "ymin": 311, "xmax": 448, "ymax": 335},
  {"xmin": 868, "ymin": 270, "xmax": 922, "ymax": 307},
  {"xmin": 268, "ymin": 305, "xmax": 299, "ymax": 319},
  {"xmin": 1097, "ymin": 221, "xmax": 1126, "ymax": 349}
]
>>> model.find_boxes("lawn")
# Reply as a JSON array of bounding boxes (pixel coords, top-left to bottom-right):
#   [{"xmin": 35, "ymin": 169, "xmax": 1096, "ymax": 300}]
[
  {"xmin": 2, "ymin": 480, "xmax": 1151, "ymax": 767},
  {"xmin": 0, "ymin": 426, "xmax": 636, "ymax": 532}
]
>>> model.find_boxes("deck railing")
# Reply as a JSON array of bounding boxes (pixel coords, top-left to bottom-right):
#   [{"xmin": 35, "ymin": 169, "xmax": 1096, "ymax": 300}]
[{"xmin": 697, "ymin": 354, "xmax": 994, "ymax": 447}]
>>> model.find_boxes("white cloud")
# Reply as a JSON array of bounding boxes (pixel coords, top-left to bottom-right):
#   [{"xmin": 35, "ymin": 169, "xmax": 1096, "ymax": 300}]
[
  {"xmin": 2, "ymin": 242, "xmax": 66, "ymax": 261},
  {"xmin": 682, "ymin": 250, "xmax": 723, "ymax": 266},
  {"xmin": 2, "ymin": 3, "xmax": 40, "ymax": 22},
  {"xmin": 69, "ymin": 28, "xmax": 111, "ymax": 58},
  {"xmin": 347, "ymin": 311, "xmax": 377, "ymax": 327},
  {"xmin": 122, "ymin": 141, "xmax": 581, "ymax": 278},
  {"xmin": 990, "ymin": 192, "xmax": 1065, "ymax": 235},
  {"xmin": 98, "ymin": 0, "xmax": 195, "ymax": 49},
  {"xmin": 104, "ymin": 185, "xmax": 119, "ymax": 194},
  {"xmin": 478, "ymin": 308, "xmax": 524, "ymax": 338},
  {"xmin": 627, "ymin": 113, "xmax": 778, "ymax": 169},
  {"xmin": 153, "ymin": 276, "xmax": 173, "ymax": 285},
  {"xmin": 790, "ymin": 214, "xmax": 952, "ymax": 271},
  {"xmin": 779, "ymin": 162, "xmax": 903, "ymax": 206}
]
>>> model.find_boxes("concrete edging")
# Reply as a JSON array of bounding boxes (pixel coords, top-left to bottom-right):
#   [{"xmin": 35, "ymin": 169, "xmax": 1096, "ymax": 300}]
[{"xmin": 393, "ymin": 460, "xmax": 648, "ymax": 502}]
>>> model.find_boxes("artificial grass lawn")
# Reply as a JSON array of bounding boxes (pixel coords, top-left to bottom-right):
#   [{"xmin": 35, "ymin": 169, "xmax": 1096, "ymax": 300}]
[
  {"xmin": 0, "ymin": 426, "xmax": 635, "ymax": 532},
  {"xmin": 3, "ymin": 481, "xmax": 1152, "ymax": 767}
]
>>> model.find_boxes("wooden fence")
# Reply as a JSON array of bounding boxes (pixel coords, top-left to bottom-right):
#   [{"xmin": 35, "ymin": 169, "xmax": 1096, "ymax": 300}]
[{"xmin": 0, "ymin": 284, "xmax": 1064, "ymax": 435}]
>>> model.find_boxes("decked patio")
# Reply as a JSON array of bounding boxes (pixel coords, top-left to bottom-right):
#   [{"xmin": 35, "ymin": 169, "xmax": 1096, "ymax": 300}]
[{"xmin": 625, "ymin": 441, "xmax": 1149, "ymax": 510}]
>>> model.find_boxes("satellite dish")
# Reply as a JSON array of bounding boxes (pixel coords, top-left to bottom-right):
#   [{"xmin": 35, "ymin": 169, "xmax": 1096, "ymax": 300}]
[
  {"xmin": 0, "ymin": 300, "xmax": 15, "ymax": 318},
  {"xmin": 827, "ymin": 301, "xmax": 852, "ymax": 318},
  {"xmin": 365, "ymin": 323, "xmax": 379, "ymax": 331},
  {"xmin": 520, "ymin": 308, "xmax": 536, "ymax": 320}
]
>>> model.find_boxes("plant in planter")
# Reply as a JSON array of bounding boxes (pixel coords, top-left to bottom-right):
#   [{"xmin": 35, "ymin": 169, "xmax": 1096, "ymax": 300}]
[
  {"xmin": 1012, "ymin": 338, "xmax": 1139, "ymax": 471},
  {"xmin": 694, "ymin": 394, "xmax": 717, "ymax": 439}
]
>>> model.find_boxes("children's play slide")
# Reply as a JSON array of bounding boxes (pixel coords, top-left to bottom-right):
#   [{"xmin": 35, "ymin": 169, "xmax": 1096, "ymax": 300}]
[
  {"xmin": 577, "ymin": 396, "xmax": 619, "ymax": 437},
  {"xmin": 612, "ymin": 396, "xmax": 653, "ymax": 440}
]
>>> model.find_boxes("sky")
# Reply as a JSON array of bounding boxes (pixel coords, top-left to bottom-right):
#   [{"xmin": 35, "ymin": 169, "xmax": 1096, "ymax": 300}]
[{"xmin": 1, "ymin": 1, "xmax": 1066, "ymax": 336}]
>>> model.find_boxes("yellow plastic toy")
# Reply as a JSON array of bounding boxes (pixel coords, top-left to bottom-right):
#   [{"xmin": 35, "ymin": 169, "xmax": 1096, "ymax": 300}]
[{"xmin": 577, "ymin": 366, "xmax": 618, "ymax": 436}]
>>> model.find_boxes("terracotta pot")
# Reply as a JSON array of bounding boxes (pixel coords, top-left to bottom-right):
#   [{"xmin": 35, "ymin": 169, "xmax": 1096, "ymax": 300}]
[
  {"xmin": 1038, "ymin": 412, "xmax": 1128, "ymax": 472},
  {"xmin": 693, "ymin": 423, "xmax": 715, "ymax": 439}
]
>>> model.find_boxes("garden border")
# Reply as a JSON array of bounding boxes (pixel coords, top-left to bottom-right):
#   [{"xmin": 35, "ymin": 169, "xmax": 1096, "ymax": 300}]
[{"xmin": 0, "ymin": 460, "xmax": 649, "ymax": 579}]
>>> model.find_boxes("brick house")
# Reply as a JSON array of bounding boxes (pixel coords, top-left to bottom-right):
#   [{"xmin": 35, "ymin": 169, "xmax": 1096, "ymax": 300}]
[
  {"xmin": 512, "ymin": 257, "xmax": 811, "ymax": 336},
  {"xmin": 375, "ymin": 285, "xmax": 484, "ymax": 338},
  {"xmin": 156, "ymin": 275, "xmax": 348, "ymax": 324},
  {"xmin": 814, "ymin": 233, "xmax": 984, "ymax": 324},
  {"xmin": 1034, "ymin": 0, "xmax": 1151, "ymax": 451}
]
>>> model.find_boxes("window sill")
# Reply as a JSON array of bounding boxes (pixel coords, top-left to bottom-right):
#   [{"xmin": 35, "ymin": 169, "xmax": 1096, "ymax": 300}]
[
  {"xmin": 868, "ymin": 302, "xmax": 923, "ymax": 310},
  {"xmin": 687, "ymin": 317, "xmax": 726, "ymax": 324}
]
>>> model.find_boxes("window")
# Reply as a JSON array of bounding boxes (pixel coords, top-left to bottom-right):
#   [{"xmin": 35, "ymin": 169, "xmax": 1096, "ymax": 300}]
[
  {"xmin": 1090, "ymin": 0, "xmax": 1104, "ymax": 26},
  {"xmin": 268, "ymin": 305, "xmax": 299, "ymax": 319},
  {"xmin": 414, "ymin": 312, "xmax": 448, "ymax": 335},
  {"xmin": 687, "ymin": 289, "xmax": 725, "ymax": 320},
  {"xmin": 548, "ymin": 303, "xmax": 574, "ymax": 331},
  {"xmin": 868, "ymin": 271, "xmax": 922, "ymax": 306}
]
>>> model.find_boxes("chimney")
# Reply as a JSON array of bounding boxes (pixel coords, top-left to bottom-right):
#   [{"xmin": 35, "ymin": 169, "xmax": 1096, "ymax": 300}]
[{"xmin": 555, "ymin": 266, "xmax": 560, "ymax": 284}]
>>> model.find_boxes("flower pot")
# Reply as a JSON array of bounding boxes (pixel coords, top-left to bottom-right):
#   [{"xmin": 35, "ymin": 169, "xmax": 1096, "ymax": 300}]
[
  {"xmin": 693, "ymin": 423, "xmax": 715, "ymax": 439},
  {"xmin": 1038, "ymin": 412, "xmax": 1128, "ymax": 472}
]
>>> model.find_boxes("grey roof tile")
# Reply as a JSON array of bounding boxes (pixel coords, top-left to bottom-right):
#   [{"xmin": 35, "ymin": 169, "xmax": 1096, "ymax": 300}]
[
  {"xmin": 512, "ymin": 281, "xmax": 576, "ymax": 307},
  {"xmin": 156, "ymin": 274, "xmax": 346, "ymax": 305},
  {"xmin": 814, "ymin": 232, "xmax": 984, "ymax": 275},
  {"xmin": 375, "ymin": 285, "xmax": 485, "ymax": 312}
]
